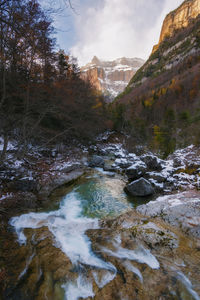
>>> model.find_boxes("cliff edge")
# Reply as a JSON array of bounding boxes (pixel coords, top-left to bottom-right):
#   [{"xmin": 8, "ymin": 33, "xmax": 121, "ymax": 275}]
[{"xmin": 153, "ymin": 0, "xmax": 200, "ymax": 52}]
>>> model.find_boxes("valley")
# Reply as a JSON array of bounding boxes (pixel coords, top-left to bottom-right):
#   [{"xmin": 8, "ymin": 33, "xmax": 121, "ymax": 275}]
[
  {"xmin": 80, "ymin": 56, "xmax": 144, "ymax": 99},
  {"xmin": 0, "ymin": 0, "xmax": 200, "ymax": 299}
]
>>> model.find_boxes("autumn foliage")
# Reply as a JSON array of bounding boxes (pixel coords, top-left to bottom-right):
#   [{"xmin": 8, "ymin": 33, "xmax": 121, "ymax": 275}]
[
  {"xmin": 111, "ymin": 15, "xmax": 200, "ymax": 157},
  {"xmin": 0, "ymin": 0, "xmax": 108, "ymax": 159}
]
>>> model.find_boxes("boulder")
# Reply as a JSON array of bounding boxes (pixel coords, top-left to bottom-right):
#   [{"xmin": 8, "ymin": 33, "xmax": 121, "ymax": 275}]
[
  {"xmin": 38, "ymin": 170, "xmax": 84, "ymax": 197},
  {"xmin": 7, "ymin": 178, "xmax": 37, "ymax": 192},
  {"xmin": 126, "ymin": 161, "xmax": 147, "ymax": 180},
  {"xmin": 140, "ymin": 154, "xmax": 164, "ymax": 171},
  {"xmin": 125, "ymin": 178, "xmax": 154, "ymax": 197},
  {"xmin": 88, "ymin": 155, "xmax": 104, "ymax": 168},
  {"xmin": 137, "ymin": 190, "xmax": 200, "ymax": 238},
  {"xmin": 114, "ymin": 158, "xmax": 132, "ymax": 169},
  {"xmin": 145, "ymin": 172, "xmax": 166, "ymax": 183},
  {"xmin": 53, "ymin": 162, "xmax": 83, "ymax": 173},
  {"xmin": 103, "ymin": 163, "xmax": 116, "ymax": 172}
]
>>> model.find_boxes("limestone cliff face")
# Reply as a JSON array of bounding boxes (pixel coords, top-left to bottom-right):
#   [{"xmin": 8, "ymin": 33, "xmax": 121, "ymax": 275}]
[
  {"xmin": 153, "ymin": 0, "xmax": 200, "ymax": 52},
  {"xmin": 128, "ymin": 0, "xmax": 200, "ymax": 89},
  {"xmin": 80, "ymin": 57, "xmax": 144, "ymax": 99},
  {"xmin": 115, "ymin": 0, "xmax": 200, "ymax": 150}
]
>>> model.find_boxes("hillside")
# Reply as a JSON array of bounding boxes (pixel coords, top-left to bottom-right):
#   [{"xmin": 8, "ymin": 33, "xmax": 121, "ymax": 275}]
[
  {"xmin": 113, "ymin": 0, "xmax": 200, "ymax": 156},
  {"xmin": 153, "ymin": 0, "xmax": 200, "ymax": 52},
  {"xmin": 80, "ymin": 56, "xmax": 144, "ymax": 99}
]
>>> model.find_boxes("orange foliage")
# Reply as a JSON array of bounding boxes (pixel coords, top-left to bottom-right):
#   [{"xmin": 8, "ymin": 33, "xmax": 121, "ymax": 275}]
[{"xmin": 144, "ymin": 97, "xmax": 154, "ymax": 107}]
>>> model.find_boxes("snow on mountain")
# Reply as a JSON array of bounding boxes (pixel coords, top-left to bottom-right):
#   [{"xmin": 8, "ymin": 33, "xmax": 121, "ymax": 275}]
[{"xmin": 80, "ymin": 56, "xmax": 145, "ymax": 100}]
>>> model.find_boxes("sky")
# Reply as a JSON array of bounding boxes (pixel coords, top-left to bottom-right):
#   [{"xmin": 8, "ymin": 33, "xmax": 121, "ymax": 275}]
[{"xmin": 41, "ymin": 0, "xmax": 183, "ymax": 66}]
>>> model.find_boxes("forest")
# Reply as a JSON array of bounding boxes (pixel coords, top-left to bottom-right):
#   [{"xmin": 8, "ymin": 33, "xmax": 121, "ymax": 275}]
[
  {"xmin": 111, "ymin": 15, "xmax": 200, "ymax": 157},
  {"xmin": 0, "ymin": 0, "xmax": 108, "ymax": 161},
  {"xmin": 1, "ymin": 0, "xmax": 200, "ymax": 160}
]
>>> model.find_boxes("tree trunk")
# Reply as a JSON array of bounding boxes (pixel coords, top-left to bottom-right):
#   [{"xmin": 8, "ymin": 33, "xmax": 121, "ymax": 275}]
[{"xmin": 0, "ymin": 132, "xmax": 8, "ymax": 162}]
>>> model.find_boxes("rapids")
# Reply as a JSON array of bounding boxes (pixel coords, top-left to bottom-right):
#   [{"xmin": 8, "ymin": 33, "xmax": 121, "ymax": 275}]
[{"xmin": 4, "ymin": 168, "xmax": 200, "ymax": 300}]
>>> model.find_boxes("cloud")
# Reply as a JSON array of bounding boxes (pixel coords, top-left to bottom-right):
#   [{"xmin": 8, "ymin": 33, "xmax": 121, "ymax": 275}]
[{"xmin": 70, "ymin": 0, "xmax": 183, "ymax": 66}]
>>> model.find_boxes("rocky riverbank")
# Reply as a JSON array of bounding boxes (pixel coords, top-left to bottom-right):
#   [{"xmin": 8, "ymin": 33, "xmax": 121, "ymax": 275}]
[
  {"xmin": 1, "ymin": 136, "xmax": 200, "ymax": 232},
  {"xmin": 88, "ymin": 142, "xmax": 200, "ymax": 239},
  {"xmin": 0, "ymin": 144, "xmax": 87, "ymax": 220},
  {"xmin": 0, "ymin": 135, "xmax": 200, "ymax": 299}
]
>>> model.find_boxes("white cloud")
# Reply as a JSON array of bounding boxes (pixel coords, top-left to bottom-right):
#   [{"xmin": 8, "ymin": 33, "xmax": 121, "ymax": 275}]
[{"xmin": 70, "ymin": 0, "xmax": 183, "ymax": 66}]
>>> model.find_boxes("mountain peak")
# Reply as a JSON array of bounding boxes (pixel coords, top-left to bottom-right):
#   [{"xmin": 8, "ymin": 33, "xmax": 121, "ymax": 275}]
[
  {"xmin": 81, "ymin": 57, "xmax": 145, "ymax": 99},
  {"xmin": 91, "ymin": 56, "xmax": 100, "ymax": 65}
]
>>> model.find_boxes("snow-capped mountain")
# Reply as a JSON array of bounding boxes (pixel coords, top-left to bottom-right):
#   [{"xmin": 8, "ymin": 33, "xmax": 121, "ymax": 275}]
[{"xmin": 80, "ymin": 56, "xmax": 145, "ymax": 99}]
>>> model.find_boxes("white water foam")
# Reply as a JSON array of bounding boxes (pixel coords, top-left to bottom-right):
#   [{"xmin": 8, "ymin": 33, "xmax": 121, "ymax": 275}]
[
  {"xmin": 63, "ymin": 274, "xmax": 95, "ymax": 300},
  {"xmin": 10, "ymin": 192, "xmax": 115, "ymax": 272},
  {"xmin": 177, "ymin": 271, "xmax": 200, "ymax": 300},
  {"xmin": 18, "ymin": 252, "xmax": 35, "ymax": 280},
  {"xmin": 92, "ymin": 269, "xmax": 116, "ymax": 289},
  {"xmin": 123, "ymin": 261, "xmax": 143, "ymax": 283},
  {"xmin": 102, "ymin": 245, "xmax": 160, "ymax": 270}
]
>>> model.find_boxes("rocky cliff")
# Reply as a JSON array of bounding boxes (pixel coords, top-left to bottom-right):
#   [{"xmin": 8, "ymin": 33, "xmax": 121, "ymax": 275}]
[
  {"xmin": 114, "ymin": 0, "xmax": 200, "ymax": 155},
  {"xmin": 80, "ymin": 56, "xmax": 144, "ymax": 99},
  {"xmin": 153, "ymin": 0, "xmax": 200, "ymax": 52}
]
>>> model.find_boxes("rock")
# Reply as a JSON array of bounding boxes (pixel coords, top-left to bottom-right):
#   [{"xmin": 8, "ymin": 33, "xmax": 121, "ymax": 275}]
[
  {"xmin": 126, "ymin": 161, "xmax": 147, "ymax": 180},
  {"xmin": 54, "ymin": 162, "xmax": 83, "ymax": 173},
  {"xmin": 173, "ymin": 157, "xmax": 183, "ymax": 168},
  {"xmin": 125, "ymin": 178, "xmax": 154, "ymax": 197},
  {"xmin": 0, "ymin": 192, "xmax": 38, "ymax": 218},
  {"xmin": 80, "ymin": 57, "xmax": 144, "ymax": 98},
  {"xmin": 146, "ymin": 172, "xmax": 166, "ymax": 183},
  {"xmin": 88, "ymin": 155, "xmax": 105, "ymax": 168},
  {"xmin": 154, "ymin": 0, "xmax": 200, "ymax": 49},
  {"xmin": 137, "ymin": 190, "xmax": 200, "ymax": 238},
  {"xmin": 114, "ymin": 158, "xmax": 132, "ymax": 169},
  {"xmin": 7, "ymin": 178, "xmax": 38, "ymax": 192},
  {"xmin": 138, "ymin": 221, "xmax": 178, "ymax": 249},
  {"xmin": 140, "ymin": 154, "xmax": 164, "ymax": 171},
  {"xmin": 21, "ymin": 192, "xmax": 38, "ymax": 209},
  {"xmin": 39, "ymin": 170, "xmax": 84, "ymax": 197},
  {"xmin": 103, "ymin": 163, "xmax": 116, "ymax": 172}
]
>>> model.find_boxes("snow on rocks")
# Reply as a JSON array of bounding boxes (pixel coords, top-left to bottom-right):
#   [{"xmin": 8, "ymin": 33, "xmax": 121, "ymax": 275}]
[
  {"xmin": 169, "ymin": 145, "xmax": 199, "ymax": 168},
  {"xmin": 0, "ymin": 193, "xmax": 14, "ymax": 202},
  {"xmin": 140, "ymin": 154, "xmax": 164, "ymax": 171},
  {"xmin": 137, "ymin": 190, "xmax": 200, "ymax": 238},
  {"xmin": 88, "ymin": 143, "xmax": 200, "ymax": 194},
  {"xmin": 50, "ymin": 160, "xmax": 83, "ymax": 173},
  {"xmin": 0, "ymin": 138, "xmax": 17, "ymax": 151},
  {"xmin": 0, "ymin": 139, "xmax": 87, "ymax": 213},
  {"xmin": 126, "ymin": 161, "xmax": 147, "ymax": 180},
  {"xmin": 88, "ymin": 155, "xmax": 105, "ymax": 168}
]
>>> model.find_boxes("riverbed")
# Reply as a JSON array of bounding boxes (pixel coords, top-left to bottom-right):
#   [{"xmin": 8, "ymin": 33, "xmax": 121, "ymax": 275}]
[{"xmin": 1, "ymin": 168, "xmax": 200, "ymax": 300}]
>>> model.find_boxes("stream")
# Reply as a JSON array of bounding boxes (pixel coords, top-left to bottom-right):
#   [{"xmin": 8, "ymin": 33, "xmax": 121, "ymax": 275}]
[{"xmin": 3, "ymin": 168, "xmax": 200, "ymax": 299}]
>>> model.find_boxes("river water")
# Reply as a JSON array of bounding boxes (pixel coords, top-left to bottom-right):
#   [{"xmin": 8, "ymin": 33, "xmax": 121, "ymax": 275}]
[{"xmin": 5, "ymin": 169, "xmax": 200, "ymax": 300}]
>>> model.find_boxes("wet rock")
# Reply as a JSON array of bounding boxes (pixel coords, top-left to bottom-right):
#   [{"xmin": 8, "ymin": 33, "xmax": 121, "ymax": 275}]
[
  {"xmin": 2, "ymin": 199, "xmax": 200, "ymax": 300},
  {"xmin": 103, "ymin": 163, "xmax": 116, "ymax": 172},
  {"xmin": 7, "ymin": 178, "xmax": 37, "ymax": 192},
  {"xmin": 88, "ymin": 155, "xmax": 105, "ymax": 168},
  {"xmin": 38, "ymin": 170, "xmax": 84, "ymax": 197},
  {"xmin": 0, "ymin": 192, "xmax": 38, "ymax": 218},
  {"xmin": 126, "ymin": 161, "xmax": 147, "ymax": 181},
  {"xmin": 125, "ymin": 178, "xmax": 154, "ymax": 197},
  {"xmin": 140, "ymin": 154, "xmax": 164, "ymax": 171},
  {"xmin": 137, "ymin": 221, "xmax": 179, "ymax": 249}
]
